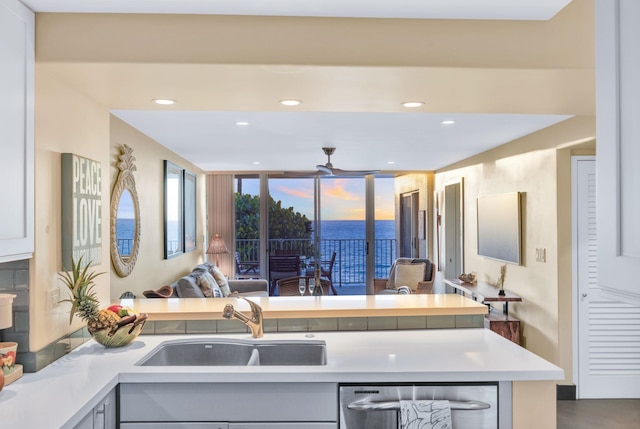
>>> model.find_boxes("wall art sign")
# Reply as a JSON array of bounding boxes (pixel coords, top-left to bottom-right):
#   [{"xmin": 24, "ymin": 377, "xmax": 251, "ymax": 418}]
[{"xmin": 61, "ymin": 153, "xmax": 103, "ymax": 269}]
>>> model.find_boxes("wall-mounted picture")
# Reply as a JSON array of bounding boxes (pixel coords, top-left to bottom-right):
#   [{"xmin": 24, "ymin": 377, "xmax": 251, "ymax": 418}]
[
  {"xmin": 163, "ymin": 160, "xmax": 197, "ymax": 259},
  {"xmin": 418, "ymin": 210, "xmax": 426, "ymax": 239},
  {"xmin": 184, "ymin": 169, "xmax": 197, "ymax": 252},
  {"xmin": 61, "ymin": 153, "xmax": 103, "ymax": 269},
  {"xmin": 164, "ymin": 160, "xmax": 184, "ymax": 259},
  {"xmin": 476, "ymin": 192, "xmax": 522, "ymax": 265}
]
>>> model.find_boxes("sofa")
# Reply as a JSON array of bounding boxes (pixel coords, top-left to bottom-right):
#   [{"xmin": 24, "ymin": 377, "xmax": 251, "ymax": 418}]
[{"xmin": 143, "ymin": 262, "xmax": 269, "ymax": 299}]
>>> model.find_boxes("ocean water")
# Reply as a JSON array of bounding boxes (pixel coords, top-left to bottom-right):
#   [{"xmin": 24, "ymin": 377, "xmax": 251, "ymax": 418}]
[
  {"xmin": 317, "ymin": 220, "xmax": 396, "ymax": 282},
  {"xmin": 116, "ymin": 218, "xmax": 135, "ymax": 254},
  {"xmin": 319, "ymin": 219, "xmax": 394, "ymax": 240}
]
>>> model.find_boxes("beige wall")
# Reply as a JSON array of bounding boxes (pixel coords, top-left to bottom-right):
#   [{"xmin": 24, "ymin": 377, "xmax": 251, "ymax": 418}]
[
  {"xmin": 30, "ymin": 68, "xmax": 207, "ymax": 352},
  {"xmin": 109, "ymin": 117, "xmax": 207, "ymax": 299},
  {"xmin": 435, "ymin": 116, "xmax": 595, "ymax": 385}
]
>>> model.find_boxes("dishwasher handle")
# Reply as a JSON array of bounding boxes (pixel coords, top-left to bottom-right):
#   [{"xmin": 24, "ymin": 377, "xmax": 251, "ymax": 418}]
[{"xmin": 347, "ymin": 400, "xmax": 490, "ymax": 411}]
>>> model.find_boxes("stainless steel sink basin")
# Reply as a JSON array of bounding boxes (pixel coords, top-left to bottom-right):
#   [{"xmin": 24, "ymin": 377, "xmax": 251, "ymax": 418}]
[{"xmin": 136, "ymin": 338, "xmax": 327, "ymax": 366}]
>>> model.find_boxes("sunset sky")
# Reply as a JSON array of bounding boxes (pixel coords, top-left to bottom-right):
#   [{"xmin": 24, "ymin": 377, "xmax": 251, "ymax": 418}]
[{"xmin": 238, "ymin": 177, "xmax": 395, "ymax": 221}]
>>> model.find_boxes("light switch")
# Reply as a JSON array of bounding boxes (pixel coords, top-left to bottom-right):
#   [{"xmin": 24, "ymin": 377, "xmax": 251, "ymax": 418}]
[{"xmin": 536, "ymin": 248, "xmax": 546, "ymax": 263}]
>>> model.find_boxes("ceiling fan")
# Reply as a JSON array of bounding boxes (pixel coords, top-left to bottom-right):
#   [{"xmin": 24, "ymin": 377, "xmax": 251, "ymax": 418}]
[{"xmin": 284, "ymin": 147, "xmax": 380, "ymax": 177}]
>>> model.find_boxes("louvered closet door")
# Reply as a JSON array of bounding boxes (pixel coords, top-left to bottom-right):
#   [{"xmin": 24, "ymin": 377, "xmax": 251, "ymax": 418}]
[{"xmin": 576, "ymin": 158, "xmax": 640, "ymax": 398}]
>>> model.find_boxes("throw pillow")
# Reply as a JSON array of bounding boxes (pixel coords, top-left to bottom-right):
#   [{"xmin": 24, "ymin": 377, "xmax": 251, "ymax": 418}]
[
  {"xmin": 394, "ymin": 262, "xmax": 426, "ymax": 292},
  {"xmin": 210, "ymin": 265, "xmax": 231, "ymax": 297},
  {"xmin": 194, "ymin": 271, "xmax": 223, "ymax": 298},
  {"xmin": 176, "ymin": 276, "xmax": 206, "ymax": 298}
]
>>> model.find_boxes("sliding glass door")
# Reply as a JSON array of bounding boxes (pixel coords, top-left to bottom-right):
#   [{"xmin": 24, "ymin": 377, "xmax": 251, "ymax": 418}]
[{"xmin": 234, "ymin": 174, "xmax": 396, "ymax": 294}]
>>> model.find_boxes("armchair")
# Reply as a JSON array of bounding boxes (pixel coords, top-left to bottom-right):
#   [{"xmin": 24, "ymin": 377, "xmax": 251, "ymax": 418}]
[{"xmin": 374, "ymin": 258, "xmax": 435, "ymax": 294}]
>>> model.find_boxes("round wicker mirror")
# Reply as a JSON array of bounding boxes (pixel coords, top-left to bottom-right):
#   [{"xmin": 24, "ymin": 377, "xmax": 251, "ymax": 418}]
[{"xmin": 110, "ymin": 144, "xmax": 141, "ymax": 277}]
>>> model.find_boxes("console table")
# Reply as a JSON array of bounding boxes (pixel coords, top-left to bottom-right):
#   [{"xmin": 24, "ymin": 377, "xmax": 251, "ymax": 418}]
[
  {"xmin": 443, "ymin": 278, "xmax": 522, "ymax": 315},
  {"xmin": 443, "ymin": 278, "xmax": 522, "ymax": 344}
]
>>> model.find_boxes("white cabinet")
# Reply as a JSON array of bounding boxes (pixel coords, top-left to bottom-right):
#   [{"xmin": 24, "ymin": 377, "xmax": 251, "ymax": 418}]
[
  {"xmin": 0, "ymin": 0, "xmax": 34, "ymax": 263},
  {"xmin": 596, "ymin": 0, "xmax": 640, "ymax": 304},
  {"xmin": 119, "ymin": 382, "xmax": 337, "ymax": 427},
  {"xmin": 73, "ymin": 388, "xmax": 116, "ymax": 429}
]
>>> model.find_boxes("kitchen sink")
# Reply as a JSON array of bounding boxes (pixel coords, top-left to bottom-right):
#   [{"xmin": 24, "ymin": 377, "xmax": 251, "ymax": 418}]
[{"xmin": 136, "ymin": 338, "xmax": 327, "ymax": 366}]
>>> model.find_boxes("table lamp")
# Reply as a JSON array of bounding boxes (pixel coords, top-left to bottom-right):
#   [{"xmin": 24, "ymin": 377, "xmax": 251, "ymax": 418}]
[{"xmin": 206, "ymin": 234, "xmax": 229, "ymax": 266}]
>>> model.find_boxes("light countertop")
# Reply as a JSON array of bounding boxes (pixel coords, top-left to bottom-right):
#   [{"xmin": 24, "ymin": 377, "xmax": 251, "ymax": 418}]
[
  {"xmin": 121, "ymin": 293, "xmax": 488, "ymax": 321},
  {"xmin": 0, "ymin": 329, "xmax": 563, "ymax": 428}
]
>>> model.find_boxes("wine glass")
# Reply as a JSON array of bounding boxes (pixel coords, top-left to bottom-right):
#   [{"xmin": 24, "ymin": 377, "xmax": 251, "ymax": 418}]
[
  {"xmin": 298, "ymin": 278, "xmax": 306, "ymax": 296},
  {"xmin": 308, "ymin": 278, "xmax": 316, "ymax": 295}
]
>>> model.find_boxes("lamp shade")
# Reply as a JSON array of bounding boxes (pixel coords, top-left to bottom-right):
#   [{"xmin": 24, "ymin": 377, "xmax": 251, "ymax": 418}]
[{"xmin": 206, "ymin": 234, "xmax": 229, "ymax": 255}]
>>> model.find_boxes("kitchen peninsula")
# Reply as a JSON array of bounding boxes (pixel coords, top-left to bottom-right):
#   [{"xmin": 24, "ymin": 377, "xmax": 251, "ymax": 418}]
[
  {"xmin": 123, "ymin": 294, "xmax": 490, "ymax": 335},
  {"xmin": 0, "ymin": 329, "xmax": 563, "ymax": 429}
]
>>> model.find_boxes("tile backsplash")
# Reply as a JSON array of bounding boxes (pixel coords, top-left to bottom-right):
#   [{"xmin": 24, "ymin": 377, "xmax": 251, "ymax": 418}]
[{"xmin": 0, "ymin": 259, "xmax": 30, "ymax": 366}]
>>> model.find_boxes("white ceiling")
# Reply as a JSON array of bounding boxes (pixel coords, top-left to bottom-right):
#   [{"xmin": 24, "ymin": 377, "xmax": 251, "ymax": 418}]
[
  {"xmin": 24, "ymin": 0, "xmax": 581, "ymax": 173},
  {"xmin": 20, "ymin": 0, "xmax": 573, "ymax": 20}
]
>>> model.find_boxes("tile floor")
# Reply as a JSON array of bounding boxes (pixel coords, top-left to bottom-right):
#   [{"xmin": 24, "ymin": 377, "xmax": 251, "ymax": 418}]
[{"xmin": 557, "ymin": 399, "xmax": 640, "ymax": 429}]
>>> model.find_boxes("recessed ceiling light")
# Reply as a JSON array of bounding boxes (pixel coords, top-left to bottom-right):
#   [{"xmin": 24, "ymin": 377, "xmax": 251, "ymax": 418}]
[
  {"xmin": 280, "ymin": 99, "xmax": 302, "ymax": 106},
  {"xmin": 387, "ymin": 161, "xmax": 396, "ymax": 165},
  {"xmin": 236, "ymin": 121, "xmax": 249, "ymax": 126},
  {"xmin": 401, "ymin": 101, "xmax": 424, "ymax": 108},
  {"xmin": 152, "ymin": 98, "xmax": 176, "ymax": 105},
  {"xmin": 252, "ymin": 161, "xmax": 261, "ymax": 165},
  {"xmin": 441, "ymin": 120, "xmax": 456, "ymax": 125}
]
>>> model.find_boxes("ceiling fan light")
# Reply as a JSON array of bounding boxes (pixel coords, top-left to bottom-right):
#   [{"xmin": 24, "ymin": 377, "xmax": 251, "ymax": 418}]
[
  {"xmin": 280, "ymin": 99, "xmax": 302, "ymax": 106},
  {"xmin": 153, "ymin": 98, "xmax": 176, "ymax": 105}
]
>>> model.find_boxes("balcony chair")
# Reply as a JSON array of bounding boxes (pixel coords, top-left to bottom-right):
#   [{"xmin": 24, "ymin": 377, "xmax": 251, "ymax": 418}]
[
  {"xmin": 320, "ymin": 251, "xmax": 338, "ymax": 295},
  {"xmin": 374, "ymin": 258, "xmax": 435, "ymax": 294},
  {"xmin": 268, "ymin": 255, "xmax": 301, "ymax": 295},
  {"xmin": 235, "ymin": 251, "xmax": 260, "ymax": 279}
]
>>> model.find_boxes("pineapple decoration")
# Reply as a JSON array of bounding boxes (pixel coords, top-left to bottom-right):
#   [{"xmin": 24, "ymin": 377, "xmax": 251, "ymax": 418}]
[{"xmin": 60, "ymin": 256, "xmax": 147, "ymax": 347}]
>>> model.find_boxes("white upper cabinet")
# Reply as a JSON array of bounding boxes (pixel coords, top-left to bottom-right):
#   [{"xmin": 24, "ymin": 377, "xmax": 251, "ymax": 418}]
[
  {"xmin": 0, "ymin": 0, "xmax": 34, "ymax": 262},
  {"xmin": 596, "ymin": 0, "xmax": 640, "ymax": 304}
]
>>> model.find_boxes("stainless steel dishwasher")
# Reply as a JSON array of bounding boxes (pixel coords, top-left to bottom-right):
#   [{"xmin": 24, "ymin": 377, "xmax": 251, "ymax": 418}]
[{"xmin": 339, "ymin": 382, "xmax": 508, "ymax": 429}]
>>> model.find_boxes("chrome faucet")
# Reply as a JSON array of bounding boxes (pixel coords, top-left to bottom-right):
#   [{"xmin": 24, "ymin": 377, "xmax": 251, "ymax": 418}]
[{"xmin": 222, "ymin": 297, "xmax": 264, "ymax": 338}]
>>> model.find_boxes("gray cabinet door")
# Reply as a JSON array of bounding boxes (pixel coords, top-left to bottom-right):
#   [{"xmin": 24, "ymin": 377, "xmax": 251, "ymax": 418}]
[{"xmin": 0, "ymin": 0, "xmax": 34, "ymax": 262}]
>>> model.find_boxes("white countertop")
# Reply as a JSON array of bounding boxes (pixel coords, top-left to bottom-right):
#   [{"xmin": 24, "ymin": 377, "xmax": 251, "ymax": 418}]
[
  {"xmin": 124, "ymin": 294, "xmax": 488, "ymax": 320},
  {"xmin": 0, "ymin": 329, "xmax": 563, "ymax": 428}
]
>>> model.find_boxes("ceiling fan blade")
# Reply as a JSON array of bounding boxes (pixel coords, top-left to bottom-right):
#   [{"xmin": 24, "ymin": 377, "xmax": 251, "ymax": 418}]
[
  {"xmin": 282, "ymin": 170, "xmax": 327, "ymax": 177},
  {"xmin": 330, "ymin": 168, "xmax": 381, "ymax": 176},
  {"xmin": 316, "ymin": 164, "xmax": 333, "ymax": 175}
]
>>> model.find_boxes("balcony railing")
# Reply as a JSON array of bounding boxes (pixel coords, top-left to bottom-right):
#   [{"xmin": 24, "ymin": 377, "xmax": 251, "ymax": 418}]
[{"xmin": 236, "ymin": 238, "xmax": 397, "ymax": 286}]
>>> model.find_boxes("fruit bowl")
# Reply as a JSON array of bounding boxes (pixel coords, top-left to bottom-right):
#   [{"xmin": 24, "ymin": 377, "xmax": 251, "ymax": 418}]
[{"xmin": 91, "ymin": 314, "xmax": 147, "ymax": 348}]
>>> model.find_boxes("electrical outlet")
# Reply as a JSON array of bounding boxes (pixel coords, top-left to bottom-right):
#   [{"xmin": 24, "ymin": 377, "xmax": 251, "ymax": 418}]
[
  {"xmin": 535, "ymin": 248, "xmax": 546, "ymax": 263},
  {"xmin": 47, "ymin": 288, "xmax": 60, "ymax": 310}
]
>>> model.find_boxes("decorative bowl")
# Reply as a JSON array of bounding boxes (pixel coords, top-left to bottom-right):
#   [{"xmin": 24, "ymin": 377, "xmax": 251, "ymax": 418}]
[
  {"xmin": 458, "ymin": 273, "xmax": 477, "ymax": 284},
  {"xmin": 91, "ymin": 316, "xmax": 147, "ymax": 348}
]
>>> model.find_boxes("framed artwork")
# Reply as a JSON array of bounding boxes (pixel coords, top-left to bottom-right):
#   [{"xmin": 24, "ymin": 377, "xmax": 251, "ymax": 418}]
[
  {"xmin": 418, "ymin": 209, "xmax": 426, "ymax": 240},
  {"xmin": 163, "ymin": 160, "xmax": 184, "ymax": 259},
  {"xmin": 61, "ymin": 153, "xmax": 103, "ymax": 270},
  {"xmin": 183, "ymin": 169, "xmax": 197, "ymax": 252}
]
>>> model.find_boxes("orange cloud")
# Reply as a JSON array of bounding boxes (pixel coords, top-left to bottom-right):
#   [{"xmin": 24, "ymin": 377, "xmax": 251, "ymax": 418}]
[
  {"xmin": 322, "ymin": 179, "xmax": 360, "ymax": 201},
  {"xmin": 276, "ymin": 185, "xmax": 313, "ymax": 199}
]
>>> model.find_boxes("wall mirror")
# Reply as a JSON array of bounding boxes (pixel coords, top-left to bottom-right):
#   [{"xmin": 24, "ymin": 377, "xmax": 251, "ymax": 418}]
[{"xmin": 110, "ymin": 144, "xmax": 141, "ymax": 277}]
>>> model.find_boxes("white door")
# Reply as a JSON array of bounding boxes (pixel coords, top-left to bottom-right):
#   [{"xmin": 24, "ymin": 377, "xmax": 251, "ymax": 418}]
[
  {"xmin": 574, "ymin": 157, "xmax": 640, "ymax": 398},
  {"xmin": 444, "ymin": 181, "xmax": 462, "ymax": 281}
]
